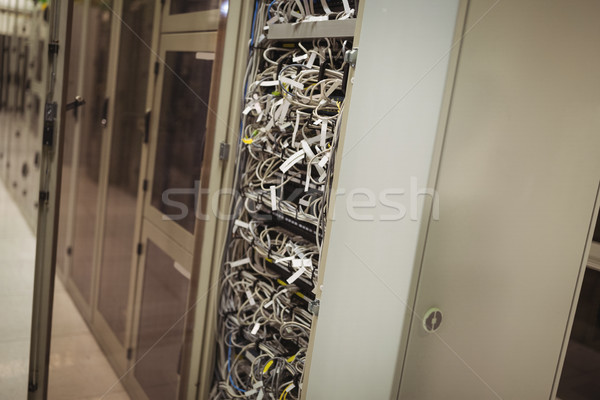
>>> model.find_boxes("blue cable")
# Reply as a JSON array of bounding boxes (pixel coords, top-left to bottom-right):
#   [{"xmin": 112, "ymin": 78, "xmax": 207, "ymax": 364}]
[
  {"xmin": 250, "ymin": 0, "xmax": 259, "ymax": 48},
  {"xmin": 228, "ymin": 334, "xmax": 246, "ymax": 393},
  {"xmin": 267, "ymin": 0, "xmax": 276, "ymax": 19}
]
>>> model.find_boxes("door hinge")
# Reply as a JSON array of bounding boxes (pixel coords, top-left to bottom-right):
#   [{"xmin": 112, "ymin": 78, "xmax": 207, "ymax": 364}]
[
  {"xmin": 43, "ymin": 102, "xmax": 57, "ymax": 147},
  {"xmin": 126, "ymin": 347, "xmax": 133, "ymax": 360},
  {"xmin": 144, "ymin": 110, "xmax": 151, "ymax": 143},
  {"xmin": 142, "ymin": 179, "xmax": 148, "ymax": 192},
  {"xmin": 219, "ymin": 142, "xmax": 230, "ymax": 161},
  {"xmin": 137, "ymin": 243, "xmax": 143, "ymax": 255}
]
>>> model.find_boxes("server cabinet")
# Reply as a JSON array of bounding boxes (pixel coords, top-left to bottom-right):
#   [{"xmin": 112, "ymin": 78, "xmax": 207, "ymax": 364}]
[
  {"xmin": 131, "ymin": 28, "xmax": 220, "ymax": 400},
  {"xmin": 52, "ymin": 1, "xmax": 237, "ymax": 399},
  {"xmin": 24, "ymin": 3, "xmax": 50, "ymax": 232},
  {"xmin": 87, "ymin": 0, "xmax": 157, "ymax": 378},
  {"xmin": 300, "ymin": 0, "xmax": 600, "ymax": 399},
  {"xmin": 398, "ymin": 1, "xmax": 600, "ymax": 398}
]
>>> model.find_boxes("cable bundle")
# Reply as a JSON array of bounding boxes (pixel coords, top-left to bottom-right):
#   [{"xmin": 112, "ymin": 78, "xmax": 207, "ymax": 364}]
[
  {"xmin": 211, "ymin": 2, "xmax": 354, "ymax": 398},
  {"xmin": 266, "ymin": 0, "xmax": 356, "ymax": 23}
]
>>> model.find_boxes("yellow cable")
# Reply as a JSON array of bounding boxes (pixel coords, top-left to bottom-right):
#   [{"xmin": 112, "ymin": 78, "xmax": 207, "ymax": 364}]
[
  {"xmin": 263, "ymin": 360, "xmax": 274, "ymax": 374},
  {"xmin": 275, "ymin": 279, "xmax": 305, "ymax": 299},
  {"xmin": 279, "ymin": 384, "xmax": 293, "ymax": 400}
]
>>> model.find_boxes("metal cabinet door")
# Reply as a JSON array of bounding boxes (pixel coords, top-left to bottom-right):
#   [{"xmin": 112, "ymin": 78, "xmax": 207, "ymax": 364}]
[
  {"xmin": 91, "ymin": 0, "xmax": 157, "ymax": 375},
  {"xmin": 128, "ymin": 222, "xmax": 193, "ymax": 400},
  {"xmin": 143, "ymin": 31, "xmax": 217, "ymax": 253},
  {"xmin": 398, "ymin": 0, "xmax": 600, "ymax": 399},
  {"xmin": 66, "ymin": 0, "xmax": 114, "ymax": 313}
]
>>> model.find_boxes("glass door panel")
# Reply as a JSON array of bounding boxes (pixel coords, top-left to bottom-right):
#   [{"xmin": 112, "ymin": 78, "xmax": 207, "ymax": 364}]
[
  {"xmin": 150, "ymin": 51, "xmax": 213, "ymax": 235},
  {"xmin": 162, "ymin": 0, "xmax": 220, "ymax": 34},
  {"xmin": 69, "ymin": 0, "xmax": 113, "ymax": 306},
  {"xmin": 169, "ymin": 0, "xmax": 220, "ymax": 15},
  {"xmin": 96, "ymin": 0, "xmax": 155, "ymax": 345},
  {"xmin": 134, "ymin": 234, "xmax": 191, "ymax": 400},
  {"xmin": 55, "ymin": 1, "xmax": 84, "ymax": 278}
]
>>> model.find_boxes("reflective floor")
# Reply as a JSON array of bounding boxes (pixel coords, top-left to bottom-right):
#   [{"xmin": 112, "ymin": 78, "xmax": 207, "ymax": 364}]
[
  {"xmin": 0, "ymin": 181, "xmax": 130, "ymax": 400},
  {"xmin": 0, "ymin": 181, "xmax": 35, "ymax": 399},
  {"xmin": 48, "ymin": 279, "xmax": 131, "ymax": 400}
]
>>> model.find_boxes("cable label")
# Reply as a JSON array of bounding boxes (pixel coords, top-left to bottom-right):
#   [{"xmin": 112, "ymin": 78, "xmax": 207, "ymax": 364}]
[
  {"xmin": 230, "ymin": 257, "xmax": 251, "ymax": 268},
  {"xmin": 280, "ymin": 149, "xmax": 305, "ymax": 173},
  {"xmin": 234, "ymin": 220, "xmax": 250, "ymax": 230},
  {"xmin": 287, "ymin": 266, "xmax": 306, "ymax": 284},
  {"xmin": 280, "ymin": 76, "xmax": 304, "ymax": 90},
  {"xmin": 246, "ymin": 289, "xmax": 256, "ymax": 306},
  {"xmin": 270, "ymin": 185, "xmax": 277, "ymax": 211}
]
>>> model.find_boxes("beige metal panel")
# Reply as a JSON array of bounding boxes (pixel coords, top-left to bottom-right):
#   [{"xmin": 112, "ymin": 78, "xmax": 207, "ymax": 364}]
[
  {"xmin": 266, "ymin": 19, "xmax": 356, "ymax": 40},
  {"xmin": 27, "ymin": 0, "xmax": 73, "ymax": 397},
  {"xmin": 399, "ymin": 0, "xmax": 600, "ymax": 399},
  {"xmin": 305, "ymin": 1, "xmax": 463, "ymax": 399}
]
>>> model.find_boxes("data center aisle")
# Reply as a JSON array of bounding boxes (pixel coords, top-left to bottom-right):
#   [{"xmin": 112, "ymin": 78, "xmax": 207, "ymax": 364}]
[
  {"xmin": 0, "ymin": 181, "xmax": 130, "ymax": 399},
  {"xmin": 0, "ymin": 181, "xmax": 35, "ymax": 399}
]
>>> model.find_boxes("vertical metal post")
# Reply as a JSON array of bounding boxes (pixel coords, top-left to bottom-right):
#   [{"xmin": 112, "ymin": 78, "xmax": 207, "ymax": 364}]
[{"xmin": 27, "ymin": 0, "xmax": 73, "ymax": 398}]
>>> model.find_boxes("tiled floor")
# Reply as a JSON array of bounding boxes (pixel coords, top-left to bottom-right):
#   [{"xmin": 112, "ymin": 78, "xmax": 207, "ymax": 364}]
[
  {"xmin": 48, "ymin": 279, "xmax": 130, "ymax": 400},
  {"xmin": 0, "ymin": 180, "xmax": 36, "ymax": 399},
  {"xmin": 0, "ymin": 182, "xmax": 130, "ymax": 400}
]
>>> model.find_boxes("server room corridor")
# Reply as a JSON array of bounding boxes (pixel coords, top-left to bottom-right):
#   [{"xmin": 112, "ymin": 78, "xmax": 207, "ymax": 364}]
[
  {"xmin": 0, "ymin": 182, "xmax": 130, "ymax": 400},
  {"xmin": 0, "ymin": 179, "xmax": 35, "ymax": 398}
]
